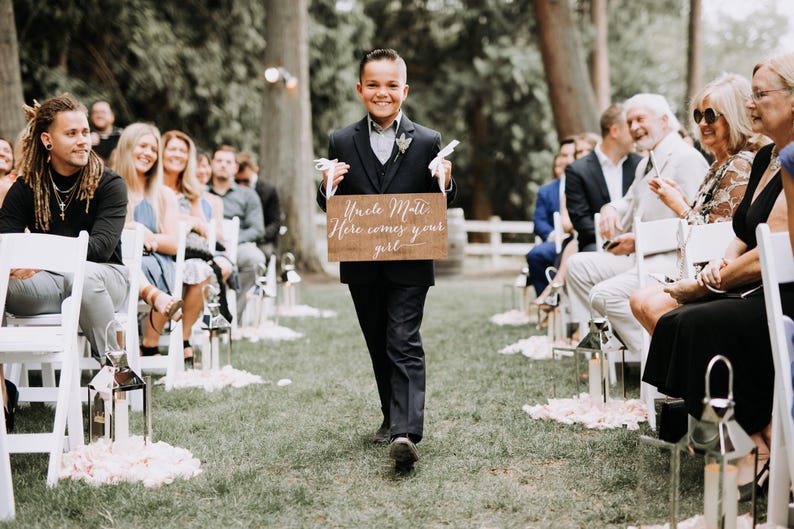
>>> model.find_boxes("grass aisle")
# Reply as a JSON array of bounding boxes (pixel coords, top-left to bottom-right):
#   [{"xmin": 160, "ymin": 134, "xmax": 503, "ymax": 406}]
[{"xmin": 7, "ymin": 276, "xmax": 744, "ymax": 528}]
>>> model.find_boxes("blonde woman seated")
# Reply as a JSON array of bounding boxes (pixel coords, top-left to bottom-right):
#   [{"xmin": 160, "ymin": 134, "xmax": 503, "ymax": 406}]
[
  {"xmin": 161, "ymin": 130, "xmax": 233, "ymax": 283},
  {"xmin": 113, "ymin": 123, "xmax": 204, "ymax": 364},
  {"xmin": 630, "ymin": 73, "xmax": 762, "ymax": 333}
]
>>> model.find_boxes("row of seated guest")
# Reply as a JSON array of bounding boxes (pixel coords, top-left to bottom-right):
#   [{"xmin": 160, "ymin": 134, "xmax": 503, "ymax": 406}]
[
  {"xmin": 531, "ymin": 105, "xmax": 643, "ymax": 312},
  {"xmin": 113, "ymin": 124, "xmax": 234, "ymax": 366},
  {"xmin": 635, "ymin": 55, "xmax": 794, "ymax": 499},
  {"xmin": 526, "ymin": 133, "xmax": 599, "ymax": 301},
  {"xmin": 565, "ymin": 92, "xmax": 710, "ymax": 349}
]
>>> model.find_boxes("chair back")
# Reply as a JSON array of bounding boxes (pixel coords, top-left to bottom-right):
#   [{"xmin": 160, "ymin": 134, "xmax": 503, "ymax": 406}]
[
  {"xmin": 594, "ymin": 212, "xmax": 604, "ymax": 252},
  {"xmin": 677, "ymin": 220, "xmax": 735, "ymax": 279},
  {"xmin": 552, "ymin": 211, "xmax": 563, "ymax": 254},
  {"xmin": 0, "ymin": 232, "xmax": 89, "ymax": 327},
  {"xmin": 222, "ymin": 217, "xmax": 240, "ymax": 264},
  {"xmin": 634, "ymin": 216, "xmax": 685, "ymax": 288},
  {"xmin": 757, "ymin": 223, "xmax": 794, "ymax": 525}
]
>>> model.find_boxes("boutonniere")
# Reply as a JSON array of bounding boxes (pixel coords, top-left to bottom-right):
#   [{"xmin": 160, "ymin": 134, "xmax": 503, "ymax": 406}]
[{"xmin": 394, "ymin": 133, "xmax": 412, "ymax": 162}]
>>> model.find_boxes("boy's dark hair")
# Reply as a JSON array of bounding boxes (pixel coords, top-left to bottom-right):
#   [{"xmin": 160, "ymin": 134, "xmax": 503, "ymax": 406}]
[{"xmin": 359, "ymin": 48, "xmax": 407, "ymax": 81}]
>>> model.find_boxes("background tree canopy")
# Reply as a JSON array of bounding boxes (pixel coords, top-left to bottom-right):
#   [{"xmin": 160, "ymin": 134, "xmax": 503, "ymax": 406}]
[{"xmin": 10, "ymin": 0, "xmax": 786, "ymax": 222}]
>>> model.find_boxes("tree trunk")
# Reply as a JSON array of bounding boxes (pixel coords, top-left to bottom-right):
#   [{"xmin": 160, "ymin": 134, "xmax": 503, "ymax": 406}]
[
  {"xmin": 0, "ymin": 0, "xmax": 26, "ymax": 141},
  {"xmin": 686, "ymin": 0, "xmax": 702, "ymax": 115},
  {"xmin": 590, "ymin": 0, "xmax": 610, "ymax": 111},
  {"xmin": 533, "ymin": 0, "xmax": 599, "ymax": 138},
  {"xmin": 470, "ymin": 96, "xmax": 492, "ymax": 227},
  {"xmin": 261, "ymin": 0, "xmax": 321, "ymax": 272}
]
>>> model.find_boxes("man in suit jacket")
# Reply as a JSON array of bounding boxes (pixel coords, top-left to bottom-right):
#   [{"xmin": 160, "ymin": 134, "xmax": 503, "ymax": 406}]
[
  {"xmin": 566, "ymin": 94, "xmax": 709, "ymax": 357},
  {"xmin": 565, "ymin": 103, "xmax": 641, "ymax": 251},
  {"xmin": 316, "ymin": 49, "xmax": 456, "ymax": 471}
]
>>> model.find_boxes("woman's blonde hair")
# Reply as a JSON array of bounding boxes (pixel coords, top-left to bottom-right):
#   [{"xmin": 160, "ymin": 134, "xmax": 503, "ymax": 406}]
[
  {"xmin": 162, "ymin": 130, "xmax": 201, "ymax": 202},
  {"xmin": 689, "ymin": 73, "xmax": 765, "ymax": 155},
  {"xmin": 111, "ymin": 122, "xmax": 164, "ymax": 229}
]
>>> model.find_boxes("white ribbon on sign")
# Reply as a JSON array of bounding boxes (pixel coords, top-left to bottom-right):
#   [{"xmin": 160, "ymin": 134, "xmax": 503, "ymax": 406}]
[
  {"xmin": 428, "ymin": 140, "xmax": 460, "ymax": 194},
  {"xmin": 314, "ymin": 158, "xmax": 337, "ymax": 198}
]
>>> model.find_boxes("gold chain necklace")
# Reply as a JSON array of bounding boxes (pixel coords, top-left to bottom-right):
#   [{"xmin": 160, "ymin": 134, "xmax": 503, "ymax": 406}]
[{"xmin": 48, "ymin": 167, "xmax": 83, "ymax": 221}]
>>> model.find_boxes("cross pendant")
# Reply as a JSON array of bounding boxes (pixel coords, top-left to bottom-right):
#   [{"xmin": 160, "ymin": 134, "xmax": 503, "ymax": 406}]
[{"xmin": 59, "ymin": 201, "xmax": 66, "ymax": 221}]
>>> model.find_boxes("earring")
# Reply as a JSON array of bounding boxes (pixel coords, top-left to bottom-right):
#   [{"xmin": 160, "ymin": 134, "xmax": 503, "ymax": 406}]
[{"xmin": 45, "ymin": 143, "xmax": 53, "ymax": 151}]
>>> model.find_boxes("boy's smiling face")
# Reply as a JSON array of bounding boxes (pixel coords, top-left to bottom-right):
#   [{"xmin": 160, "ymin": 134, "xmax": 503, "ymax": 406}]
[{"xmin": 357, "ymin": 59, "xmax": 409, "ymax": 128}]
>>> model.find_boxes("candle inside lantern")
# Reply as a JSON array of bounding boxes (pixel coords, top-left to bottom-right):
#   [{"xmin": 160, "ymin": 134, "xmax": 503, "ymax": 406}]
[
  {"xmin": 588, "ymin": 357, "xmax": 600, "ymax": 402},
  {"xmin": 211, "ymin": 334, "xmax": 220, "ymax": 370},
  {"xmin": 114, "ymin": 393, "xmax": 129, "ymax": 445},
  {"xmin": 704, "ymin": 463, "xmax": 738, "ymax": 529}
]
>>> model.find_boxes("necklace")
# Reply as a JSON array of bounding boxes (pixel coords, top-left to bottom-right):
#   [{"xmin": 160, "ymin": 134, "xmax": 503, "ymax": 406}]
[
  {"xmin": 770, "ymin": 145, "xmax": 781, "ymax": 173},
  {"xmin": 48, "ymin": 167, "xmax": 82, "ymax": 221}
]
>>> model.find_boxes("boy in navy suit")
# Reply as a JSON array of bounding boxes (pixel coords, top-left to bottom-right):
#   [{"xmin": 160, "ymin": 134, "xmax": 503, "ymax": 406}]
[{"xmin": 317, "ymin": 48, "xmax": 456, "ymax": 470}]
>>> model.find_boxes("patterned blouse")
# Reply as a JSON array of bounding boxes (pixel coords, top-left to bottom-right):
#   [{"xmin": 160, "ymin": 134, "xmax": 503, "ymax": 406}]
[{"xmin": 685, "ymin": 150, "xmax": 754, "ymax": 224}]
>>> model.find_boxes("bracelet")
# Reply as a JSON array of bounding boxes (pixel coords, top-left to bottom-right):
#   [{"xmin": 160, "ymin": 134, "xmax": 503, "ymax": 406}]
[
  {"xmin": 679, "ymin": 207, "xmax": 692, "ymax": 219},
  {"xmin": 703, "ymin": 282, "xmax": 727, "ymax": 295}
]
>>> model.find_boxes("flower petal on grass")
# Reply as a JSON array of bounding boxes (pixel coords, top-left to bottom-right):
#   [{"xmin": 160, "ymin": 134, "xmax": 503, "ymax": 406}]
[
  {"xmin": 524, "ymin": 393, "xmax": 648, "ymax": 430},
  {"xmin": 60, "ymin": 436, "xmax": 201, "ymax": 487}
]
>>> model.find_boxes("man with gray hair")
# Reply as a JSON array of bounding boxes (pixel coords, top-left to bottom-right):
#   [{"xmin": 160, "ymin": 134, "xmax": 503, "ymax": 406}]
[{"xmin": 565, "ymin": 93, "xmax": 709, "ymax": 359}]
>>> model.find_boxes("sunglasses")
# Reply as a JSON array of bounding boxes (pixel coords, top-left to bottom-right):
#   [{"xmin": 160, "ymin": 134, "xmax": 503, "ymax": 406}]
[{"xmin": 693, "ymin": 108, "xmax": 722, "ymax": 125}]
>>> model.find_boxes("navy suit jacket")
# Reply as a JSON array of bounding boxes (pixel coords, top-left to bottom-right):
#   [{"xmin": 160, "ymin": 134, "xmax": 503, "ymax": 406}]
[
  {"xmin": 564, "ymin": 150, "xmax": 641, "ymax": 249},
  {"xmin": 316, "ymin": 115, "xmax": 457, "ymax": 286},
  {"xmin": 533, "ymin": 178, "xmax": 560, "ymax": 241}
]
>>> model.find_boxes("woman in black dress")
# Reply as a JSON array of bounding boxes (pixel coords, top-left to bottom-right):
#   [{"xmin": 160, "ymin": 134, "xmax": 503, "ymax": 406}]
[{"xmin": 642, "ymin": 53, "xmax": 794, "ymax": 496}]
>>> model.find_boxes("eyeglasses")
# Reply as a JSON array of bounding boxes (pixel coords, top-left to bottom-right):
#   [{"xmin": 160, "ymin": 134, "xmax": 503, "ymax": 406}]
[
  {"xmin": 693, "ymin": 108, "xmax": 722, "ymax": 125},
  {"xmin": 751, "ymin": 88, "xmax": 791, "ymax": 102}
]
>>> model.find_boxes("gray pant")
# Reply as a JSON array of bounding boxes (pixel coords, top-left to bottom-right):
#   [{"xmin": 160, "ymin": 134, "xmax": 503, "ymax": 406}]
[
  {"xmin": 566, "ymin": 251, "xmax": 676, "ymax": 356},
  {"xmin": 6, "ymin": 262, "xmax": 129, "ymax": 358},
  {"xmin": 235, "ymin": 242, "xmax": 266, "ymax": 321}
]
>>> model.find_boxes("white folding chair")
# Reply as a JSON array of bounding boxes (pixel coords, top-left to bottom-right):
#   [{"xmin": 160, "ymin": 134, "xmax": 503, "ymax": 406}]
[
  {"xmin": 677, "ymin": 220, "xmax": 735, "ymax": 279},
  {"xmin": 594, "ymin": 212, "xmax": 604, "ymax": 252},
  {"xmin": 0, "ymin": 231, "xmax": 89, "ymax": 521},
  {"xmin": 128, "ymin": 221, "xmax": 187, "ymax": 389},
  {"xmin": 220, "ymin": 217, "xmax": 241, "ymax": 329},
  {"xmin": 757, "ymin": 224, "xmax": 794, "ymax": 526},
  {"xmin": 634, "ymin": 216, "xmax": 686, "ymax": 430}
]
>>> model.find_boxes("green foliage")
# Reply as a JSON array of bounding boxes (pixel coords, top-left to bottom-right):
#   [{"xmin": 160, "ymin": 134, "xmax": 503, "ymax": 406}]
[
  {"xmin": 307, "ymin": 0, "xmax": 375, "ymax": 156},
  {"xmin": 11, "ymin": 0, "xmax": 786, "ymax": 223},
  {"xmin": 14, "ymin": 0, "xmax": 266, "ymax": 152}
]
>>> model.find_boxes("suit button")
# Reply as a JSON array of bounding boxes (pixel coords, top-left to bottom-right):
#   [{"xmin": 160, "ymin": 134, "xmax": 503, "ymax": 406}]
[{"xmin": 380, "ymin": 171, "xmax": 385, "ymax": 176}]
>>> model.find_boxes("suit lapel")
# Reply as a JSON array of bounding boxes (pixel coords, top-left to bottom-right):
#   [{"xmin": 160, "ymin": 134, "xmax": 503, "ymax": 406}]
[
  {"xmin": 587, "ymin": 154, "xmax": 610, "ymax": 204},
  {"xmin": 622, "ymin": 155, "xmax": 637, "ymax": 195},
  {"xmin": 352, "ymin": 118, "xmax": 381, "ymax": 191},
  {"xmin": 381, "ymin": 116, "xmax": 416, "ymax": 192}
]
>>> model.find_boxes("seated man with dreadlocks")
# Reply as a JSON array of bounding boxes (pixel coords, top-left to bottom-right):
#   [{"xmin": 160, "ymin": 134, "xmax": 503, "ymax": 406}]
[{"xmin": 0, "ymin": 93, "xmax": 129, "ymax": 360}]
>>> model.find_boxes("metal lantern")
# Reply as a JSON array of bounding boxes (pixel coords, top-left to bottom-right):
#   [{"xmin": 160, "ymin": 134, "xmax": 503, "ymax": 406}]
[
  {"xmin": 252, "ymin": 256, "xmax": 278, "ymax": 327},
  {"xmin": 280, "ymin": 252, "xmax": 301, "ymax": 311},
  {"xmin": 573, "ymin": 317, "xmax": 626, "ymax": 402},
  {"xmin": 503, "ymin": 266, "xmax": 530, "ymax": 314},
  {"xmin": 201, "ymin": 284, "xmax": 232, "ymax": 370},
  {"xmin": 88, "ymin": 321, "xmax": 151, "ymax": 444},
  {"xmin": 644, "ymin": 355, "xmax": 757, "ymax": 529}
]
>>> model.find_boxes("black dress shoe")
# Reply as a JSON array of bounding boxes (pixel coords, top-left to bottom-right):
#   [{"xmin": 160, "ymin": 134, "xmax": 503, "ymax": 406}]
[
  {"xmin": 373, "ymin": 423, "xmax": 390, "ymax": 444},
  {"xmin": 389, "ymin": 436, "xmax": 419, "ymax": 469}
]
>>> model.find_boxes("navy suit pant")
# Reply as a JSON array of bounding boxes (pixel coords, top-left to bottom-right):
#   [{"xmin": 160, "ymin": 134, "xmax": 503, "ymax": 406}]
[
  {"xmin": 526, "ymin": 240, "xmax": 557, "ymax": 296},
  {"xmin": 348, "ymin": 281, "xmax": 428, "ymax": 443}
]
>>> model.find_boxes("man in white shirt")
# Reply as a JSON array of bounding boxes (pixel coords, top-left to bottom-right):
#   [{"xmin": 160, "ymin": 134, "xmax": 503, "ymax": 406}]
[{"xmin": 565, "ymin": 93, "xmax": 709, "ymax": 357}]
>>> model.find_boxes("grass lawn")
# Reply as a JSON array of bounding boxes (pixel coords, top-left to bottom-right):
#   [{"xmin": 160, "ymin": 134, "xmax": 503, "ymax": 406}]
[{"xmin": 4, "ymin": 274, "xmax": 762, "ymax": 528}]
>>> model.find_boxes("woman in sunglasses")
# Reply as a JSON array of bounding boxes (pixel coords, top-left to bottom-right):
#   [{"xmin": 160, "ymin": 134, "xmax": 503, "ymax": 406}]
[
  {"xmin": 640, "ymin": 55, "xmax": 794, "ymax": 500},
  {"xmin": 630, "ymin": 73, "xmax": 764, "ymax": 331}
]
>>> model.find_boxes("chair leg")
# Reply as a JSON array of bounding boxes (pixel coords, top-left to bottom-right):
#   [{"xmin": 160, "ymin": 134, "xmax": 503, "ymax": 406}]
[
  {"xmin": 45, "ymin": 348, "xmax": 76, "ymax": 487},
  {"xmin": 0, "ymin": 408, "xmax": 14, "ymax": 521},
  {"xmin": 66, "ymin": 355, "xmax": 83, "ymax": 451}
]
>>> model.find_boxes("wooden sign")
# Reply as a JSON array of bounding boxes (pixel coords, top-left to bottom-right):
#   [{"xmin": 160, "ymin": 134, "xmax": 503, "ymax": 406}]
[{"xmin": 326, "ymin": 193, "xmax": 448, "ymax": 262}]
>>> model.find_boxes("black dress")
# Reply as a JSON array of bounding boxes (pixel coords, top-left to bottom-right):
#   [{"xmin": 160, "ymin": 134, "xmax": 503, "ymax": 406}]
[{"xmin": 642, "ymin": 143, "xmax": 794, "ymax": 434}]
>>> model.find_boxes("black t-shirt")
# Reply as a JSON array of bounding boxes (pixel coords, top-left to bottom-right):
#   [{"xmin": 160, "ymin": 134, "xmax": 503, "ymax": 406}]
[{"xmin": 0, "ymin": 166, "xmax": 128, "ymax": 265}]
